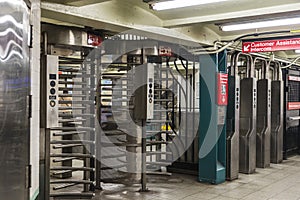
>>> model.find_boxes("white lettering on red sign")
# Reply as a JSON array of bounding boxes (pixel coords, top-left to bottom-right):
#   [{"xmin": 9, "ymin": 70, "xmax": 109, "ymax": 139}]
[
  {"xmin": 243, "ymin": 38, "xmax": 300, "ymax": 53},
  {"xmin": 288, "ymin": 102, "xmax": 300, "ymax": 110},
  {"xmin": 159, "ymin": 46, "xmax": 172, "ymax": 56},
  {"xmin": 217, "ymin": 73, "xmax": 228, "ymax": 106},
  {"xmin": 288, "ymin": 76, "xmax": 300, "ymax": 82}
]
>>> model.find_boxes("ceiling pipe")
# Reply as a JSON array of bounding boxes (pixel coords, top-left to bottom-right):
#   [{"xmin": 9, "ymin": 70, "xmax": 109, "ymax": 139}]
[{"xmin": 281, "ymin": 56, "xmax": 300, "ymax": 69}]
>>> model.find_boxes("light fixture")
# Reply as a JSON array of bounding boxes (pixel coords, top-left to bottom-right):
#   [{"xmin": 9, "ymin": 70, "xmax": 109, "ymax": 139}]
[
  {"xmin": 151, "ymin": 0, "xmax": 228, "ymax": 11},
  {"xmin": 220, "ymin": 16, "xmax": 300, "ymax": 31},
  {"xmin": 295, "ymin": 49, "xmax": 300, "ymax": 54}
]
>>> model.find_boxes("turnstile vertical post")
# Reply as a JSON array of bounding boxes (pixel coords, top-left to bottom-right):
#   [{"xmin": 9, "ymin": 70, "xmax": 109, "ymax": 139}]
[
  {"xmin": 238, "ymin": 54, "xmax": 257, "ymax": 174},
  {"xmin": 271, "ymin": 81, "xmax": 284, "ymax": 163},
  {"xmin": 226, "ymin": 52, "xmax": 240, "ymax": 180},
  {"xmin": 239, "ymin": 78, "xmax": 257, "ymax": 174},
  {"xmin": 141, "ymin": 120, "xmax": 147, "ymax": 192},
  {"xmin": 271, "ymin": 62, "xmax": 284, "ymax": 163},
  {"xmin": 256, "ymin": 79, "xmax": 271, "ymax": 168},
  {"xmin": 255, "ymin": 58, "xmax": 271, "ymax": 168}
]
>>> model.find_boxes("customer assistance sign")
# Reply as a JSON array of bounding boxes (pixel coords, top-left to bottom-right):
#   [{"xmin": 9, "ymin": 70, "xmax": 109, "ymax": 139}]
[{"xmin": 242, "ymin": 38, "xmax": 300, "ymax": 53}]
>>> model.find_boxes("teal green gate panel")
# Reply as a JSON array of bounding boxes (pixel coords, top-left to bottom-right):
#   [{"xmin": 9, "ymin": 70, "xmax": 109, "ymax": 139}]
[{"xmin": 199, "ymin": 51, "xmax": 227, "ymax": 184}]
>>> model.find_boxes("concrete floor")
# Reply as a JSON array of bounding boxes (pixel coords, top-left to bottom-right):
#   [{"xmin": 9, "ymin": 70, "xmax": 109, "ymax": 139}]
[{"xmin": 95, "ymin": 156, "xmax": 300, "ymax": 200}]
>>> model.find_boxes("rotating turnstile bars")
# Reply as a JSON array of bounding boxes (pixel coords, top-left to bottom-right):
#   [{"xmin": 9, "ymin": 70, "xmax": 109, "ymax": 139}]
[
  {"xmin": 270, "ymin": 61, "xmax": 284, "ymax": 163},
  {"xmin": 254, "ymin": 57, "xmax": 271, "ymax": 168},
  {"xmin": 48, "ymin": 54, "xmax": 96, "ymax": 199},
  {"xmin": 177, "ymin": 59, "xmax": 194, "ymax": 164},
  {"xmin": 83, "ymin": 51, "xmax": 96, "ymax": 192},
  {"xmin": 226, "ymin": 52, "xmax": 240, "ymax": 180},
  {"xmin": 97, "ymin": 60, "xmax": 142, "ymax": 187},
  {"xmin": 238, "ymin": 54, "xmax": 257, "ymax": 174},
  {"xmin": 144, "ymin": 59, "xmax": 189, "ymax": 176},
  {"xmin": 146, "ymin": 62, "xmax": 174, "ymax": 174}
]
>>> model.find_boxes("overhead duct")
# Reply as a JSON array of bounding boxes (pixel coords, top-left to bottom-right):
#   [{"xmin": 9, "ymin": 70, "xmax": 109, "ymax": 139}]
[{"xmin": 127, "ymin": 25, "xmax": 200, "ymax": 47}]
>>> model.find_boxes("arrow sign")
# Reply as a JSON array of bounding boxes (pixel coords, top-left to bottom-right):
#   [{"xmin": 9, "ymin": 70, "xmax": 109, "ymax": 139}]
[
  {"xmin": 243, "ymin": 44, "xmax": 250, "ymax": 52},
  {"xmin": 243, "ymin": 38, "xmax": 300, "ymax": 53}
]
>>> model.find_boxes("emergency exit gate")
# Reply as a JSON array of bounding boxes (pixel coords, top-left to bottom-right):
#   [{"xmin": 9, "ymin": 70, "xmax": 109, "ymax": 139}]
[{"xmin": 283, "ymin": 68, "xmax": 300, "ymax": 158}]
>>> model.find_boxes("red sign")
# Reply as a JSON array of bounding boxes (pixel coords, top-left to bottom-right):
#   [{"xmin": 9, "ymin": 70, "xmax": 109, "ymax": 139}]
[
  {"xmin": 159, "ymin": 46, "xmax": 172, "ymax": 56},
  {"xmin": 288, "ymin": 75, "xmax": 300, "ymax": 82},
  {"xmin": 88, "ymin": 34, "xmax": 102, "ymax": 47},
  {"xmin": 287, "ymin": 102, "xmax": 300, "ymax": 110},
  {"xmin": 217, "ymin": 73, "xmax": 228, "ymax": 106},
  {"xmin": 242, "ymin": 38, "xmax": 300, "ymax": 53}
]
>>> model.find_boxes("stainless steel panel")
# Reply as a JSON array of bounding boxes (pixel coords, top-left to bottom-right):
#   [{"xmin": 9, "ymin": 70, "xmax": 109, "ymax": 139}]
[
  {"xmin": 226, "ymin": 76, "xmax": 240, "ymax": 180},
  {"xmin": 0, "ymin": 1, "xmax": 30, "ymax": 199},
  {"xmin": 256, "ymin": 79, "xmax": 271, "ymax": 168},
  {"xmin": 271, "ymin": 81, "xmax": 284, "ymax": 163},
  {"xmin": 146, "ymin": 64, "xmax": 154, "ymax": 120},
  {"xmin": 46, "ymin": 55, "xmax": 59, "ymax": 128},
  {"xmin": 42, "ymin": 24, "xmax": 89, "ymax": 47},
  {"xmin": 132, "ymin": 63, "xmax": 155, "ymax": 120},
  {"xmin": 133, "ymin": 64, "xmax": 150, "ymax": 120},
  {"xmin": 239, "ymin": 78, "xmax": 257, "ymax": 174}
]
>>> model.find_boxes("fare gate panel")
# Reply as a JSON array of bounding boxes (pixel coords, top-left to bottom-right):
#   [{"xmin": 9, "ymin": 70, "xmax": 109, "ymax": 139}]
[
  {"xmin": 226, "ymin": 75, "xmax": 240, "ymax": 180},
  {"xmin": 254, "ymin": 57, "xmax": 271, "ymax": 169},
  {"xmin": 271, "ymin": 81, "xmax": 284, "ymax": 163},
  {"xmin": 239, "ymin": 78, "xmax": 257, "ymax": 174},
  {"xmin": 256, "ymin": 79, "xmax": 271, "ymax": 168},
  {"xmin": 270, "ymin": 61, "xmax": 284, "ymax": 164},
  {"xmin": 226, "ymin": 52, "xmax": 243, "ymax": 181},
  {"xmin": 227, "ymin": 54, "xmax": 284, "ymax": 177}
]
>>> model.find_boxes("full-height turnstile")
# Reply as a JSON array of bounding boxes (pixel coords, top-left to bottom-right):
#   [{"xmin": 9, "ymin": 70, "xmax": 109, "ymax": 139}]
[
  {"xmin": 98, "ymin": 36, "xmax": 200, "ymax": 190},
  {"xmin": 270, "ymin": 61, "xmax": 283, "ymax": 163},
  {"xmin": 226, "ymin": 52, "xmax": 240, "ymax": 180},
  {"xmin": 254, "ymin": 57, "xmax": 271, "ymax": 168},
  {"xmin": 97, "ymin": 39, "xmax": 159, "ymax": 191},
  {"xmin": 41, "ymin": 24, "xmax": 98, "ymax": 199},
  {"xmin": 239, "ymin": 54, "xmax": 257, "ymax": 174},
  {"xmin": 97, "ymin": 49, "xmax": 137, "ymax": 187}
]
